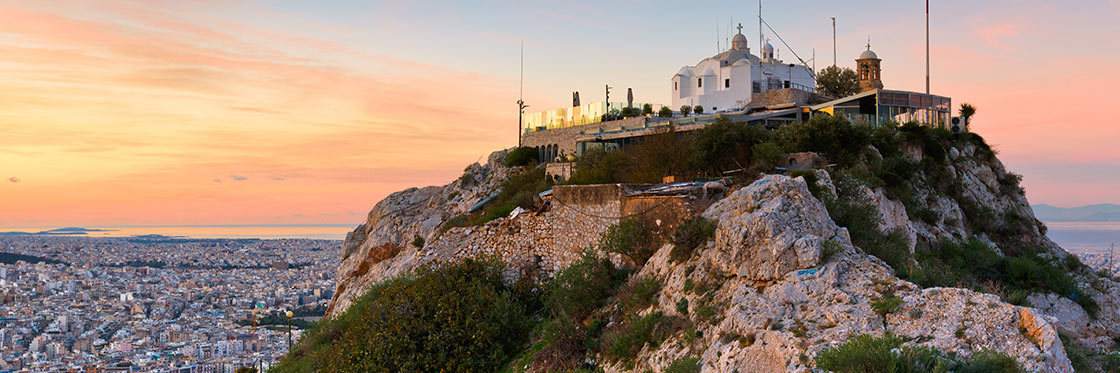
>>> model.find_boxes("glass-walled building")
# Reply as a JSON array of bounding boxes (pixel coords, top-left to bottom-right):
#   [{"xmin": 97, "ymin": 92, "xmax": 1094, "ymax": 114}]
[
  {"xmin": 810, "ymin": 89, "xmax": 952, "ymax": 128},
  {"xmin": 524, "ymin": 101, "xmax": 666, "ymax": 132}
]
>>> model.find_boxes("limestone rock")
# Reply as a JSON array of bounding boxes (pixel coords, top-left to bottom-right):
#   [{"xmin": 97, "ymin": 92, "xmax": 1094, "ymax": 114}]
[{"xmin": 701, "ymin": 175, "xmax": 833, "ymax": 281}]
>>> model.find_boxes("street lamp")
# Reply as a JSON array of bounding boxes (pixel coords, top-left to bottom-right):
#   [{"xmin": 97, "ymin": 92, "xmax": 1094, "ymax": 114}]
[{"xmin": 285, "ymin": 310, "xmax": 294, "ymax": 352}]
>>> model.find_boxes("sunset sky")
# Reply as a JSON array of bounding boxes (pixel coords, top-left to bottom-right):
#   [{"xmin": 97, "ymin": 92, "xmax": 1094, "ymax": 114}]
[{"xmin": 2, "ymin": 0, "xmax": 1119, "ymax": 227}]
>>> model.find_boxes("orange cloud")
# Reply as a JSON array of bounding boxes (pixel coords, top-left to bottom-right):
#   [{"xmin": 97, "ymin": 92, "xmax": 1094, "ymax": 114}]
[{"xmin": 0, "ymin": 2, "xmax": 517, "ymax": 226}]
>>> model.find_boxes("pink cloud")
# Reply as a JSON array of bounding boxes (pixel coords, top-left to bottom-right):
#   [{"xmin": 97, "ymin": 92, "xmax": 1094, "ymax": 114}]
[{"xmin": 976, "ymin": 24, "xmax": 1020, "ymax": 49}]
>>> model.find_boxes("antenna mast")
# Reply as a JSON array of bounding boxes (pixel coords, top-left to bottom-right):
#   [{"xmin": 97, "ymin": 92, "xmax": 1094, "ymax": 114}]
[
  {"xmin": 759, "ymin": 0, "xmax": 763, "ymax": 55},
  {"xmin": 517, "ymin": 41, "xmax": 526, "ymax": 147},
  {"xmin": 926, "ymin": 0, "xmax": 930, "ymax": 94},
  {"xmin": 831, "ymin": 17, "xmax": 837, "ymax": 67}
]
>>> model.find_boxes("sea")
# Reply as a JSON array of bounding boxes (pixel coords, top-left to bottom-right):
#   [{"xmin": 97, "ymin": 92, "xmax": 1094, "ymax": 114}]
[
  {"xmin": 1044, "ymin": 221, "xmax": 1120, "ymax": 254},
  {"xmin": 0, "ymin": 225, "xmax": 355, "ymax": 240}
]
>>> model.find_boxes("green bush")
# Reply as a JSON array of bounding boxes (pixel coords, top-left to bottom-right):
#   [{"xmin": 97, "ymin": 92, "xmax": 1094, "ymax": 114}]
[
  {"xmin": 547, "ymin": 251, "xmax": 621, "ymax": 323},
  {"xmin": 665, "ymin": 356, "xmax": 701, "ymax": 373},
  {"xmin": 676, "ymin": 298, "xmax": 689, "ymax": 314},
  {"xmin": 686, "ymin": 115, "xmax": 771, "ymax": 175},
  {"xmin": 600, "ymin": 218, "xmax": 660, "ymax": 265},
  {"xmin": 776, "ymin": 115, "xmax": 871, "ymax": 167},
  {"xmin": 871, "ymin": 291, "xmax": 904, "ymax": 317},
  {"xmin": 659, "ymin": 106, "xmax": 673, "ymax": 118},
  {"xmin": 602, "ymin": 312, "xmax": 679, "ymax": 363},
  {"xmin": 751, "ymin": 141, "xmax": 783, "ymax": 169},
  {"xmin": 815, "ymin": 333, "xmax": 1023, "ymax": 373},
  {"xmin": 505, "ymin": 147, "xmax": 539, "ymax": 167},
  {"xmin": 272, "ymin": 259, "xmax": 538, "ymax": 372},
  {"xmin": 1103, "ymin": 352, "xmax": 1120, "ymax": 373},
  {"xmin": 680, "ymin": 105, "xmax": 692, "ymax": 117},
  {"xmin": 642, "ymin": 103, "xmax": 654, "ymax": 115},
  {"xmin": 450, "ymin": 166, "xmax": 553, "ymax": 228},
  {"xmin": 410, "ymin": 234, "xmax": 424, "ymax": 248},
  {"xmin": 618, "ymin": 276, "xmax": 662, "ymax": 312},
  {"xmin": 670, "ymin": 217, "xmax": 717, "ymax": 262},
  {"xmin": 693, "ymin": 105, "xmax": 704, "ymax": 115}
]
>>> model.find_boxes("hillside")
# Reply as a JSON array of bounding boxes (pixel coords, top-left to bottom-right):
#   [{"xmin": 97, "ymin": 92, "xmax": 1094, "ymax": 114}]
[{"xmin": 283, "ymin": 116, "xmax": 1120, "ymax": 372}]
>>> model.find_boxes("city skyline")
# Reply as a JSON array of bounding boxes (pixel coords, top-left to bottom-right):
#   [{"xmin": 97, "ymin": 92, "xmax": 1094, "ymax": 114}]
[{"xmin": 2, "ymin": 0, "xmax": 1120, "ymax": 226}]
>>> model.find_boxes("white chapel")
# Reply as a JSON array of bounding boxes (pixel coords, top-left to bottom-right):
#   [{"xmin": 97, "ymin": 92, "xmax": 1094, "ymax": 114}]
[{"xmin": 671, "ymin": 24, "xmax": 815, "ymax": 112}]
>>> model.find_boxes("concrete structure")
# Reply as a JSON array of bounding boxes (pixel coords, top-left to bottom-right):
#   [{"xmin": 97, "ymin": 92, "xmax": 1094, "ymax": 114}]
[{"xmin": 671, "ymin": 24, "xmax": 815, "ymax": 112}]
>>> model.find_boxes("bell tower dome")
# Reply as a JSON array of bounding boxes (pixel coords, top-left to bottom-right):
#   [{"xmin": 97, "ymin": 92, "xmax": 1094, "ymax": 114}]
[{"xmin": 856, "ymin": 41, "xmax": 883, "ymax": 92}]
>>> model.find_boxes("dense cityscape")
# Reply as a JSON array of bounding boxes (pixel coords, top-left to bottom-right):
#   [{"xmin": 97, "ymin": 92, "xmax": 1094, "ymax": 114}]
[{"xmin": 0, "ymin": 235, "xmax": 339, "ymax": 372}]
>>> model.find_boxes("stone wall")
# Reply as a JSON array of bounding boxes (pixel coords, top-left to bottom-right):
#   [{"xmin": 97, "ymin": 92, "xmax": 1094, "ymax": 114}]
[
  {"xmin": 522, "ymin": 116, "xmax": 650, "ymax": 157},
  {"xmin": 419, "ymin": 184, "xmax": 701, "ymax": 277},
  {"xmin": 749, "ymin": 88, "xmax": 830, "ymax": 108}
]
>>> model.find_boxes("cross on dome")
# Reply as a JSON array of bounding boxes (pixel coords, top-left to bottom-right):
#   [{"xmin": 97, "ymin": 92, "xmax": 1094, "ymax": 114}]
[{"xmin": 736, "ymin": 23, "xmax": 743, "ymax": 34}]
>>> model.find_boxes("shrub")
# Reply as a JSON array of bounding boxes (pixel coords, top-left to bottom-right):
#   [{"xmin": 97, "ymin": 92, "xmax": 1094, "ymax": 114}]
[
  {"xmin": 273, "ymin": 259, "xmax": 538, "ymax": 373},
  {"xmin": 505, "ymin": 147, "xmax": 538, "ymax": 167},
  {"xmin": 602, "ymin": 312, "xmax": 680, "ymax": 363},
  {"xmin": 659, "ymin": 106, "xmax": 673, "ymax": 118},
  {"xmin": 670, "ymin": 217, "xmax": 717, "ymax": 262},
  {"xmin": 547, "ymin": 251, "xmax": 620, "ymax": 323},
  {"xmin": 600, "ymin": 218, "xmax": 660, "ymax": 265},
  {"xmin": 776, "ymin": 115, "xmax": 871, "ymax": 167},
  {"xmin": 789, "ymin": 169, "xmax": 822, "ymax": 198},
  {"xmin": 871, "ymin": 291, "xmax": 904, "ymax": 317},
  {"xmin": 751, "ymin": 141, "xmax": 783, "ymax": 169},
  {"xmin": 618, "ymin": 276, "xmax": 662, "ymax": 312},
  {"xmin": 1060, "ymin": 334, "xmax": 1092, "ymax": 373},
  {"xmin": 679, "ymin": 105, "xmax": 692, "ymax": 117},
  {"xmin": 621, "ymin": 106, "xmax": 643, "ymax": 118},
  {"xmin": 676, "ymin": 298, "xmax": 689, "ymax": 314},
  {"xmin": 1103, "ymin": 353, "xmax": 1120, "ymax": 373},
  {"xmin": 665, "ymin": 356, "xmax": 701, "ymax": 373},
  {"xmin": 410, "ymin": 234, "xmax": 424, "ymax": 248},
  {"xmin": 641, "ymin": 103, "xmax": 653, "ymax": 115},
  {"xmin": 815, "ymin": 333, "xmax": 1023, "ymax": 373},
  {"xmin": 693, "ymin": 105, "xmax": 704, "ymax": 115},
  {"xmin": 686, "ymin": 115, "xmax": 772, "ymax": 175}
]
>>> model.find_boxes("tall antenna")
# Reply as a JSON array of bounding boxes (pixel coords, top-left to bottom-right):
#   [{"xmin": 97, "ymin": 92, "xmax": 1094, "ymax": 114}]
[
  {"xmin": 517, "ymin": 41, "xmax": 526, "ymax": 147},
  {"xmin": 759, "ymin": 0, "xmax": 763, "ymax": 56},
  {"xmin": 831, "ymin": 17, "xmax": 837, "ymax": 67},
  {"xmin": 716, "ymin": 17, "xmax": 720, "ymax": 53},
  {"xmin": 926, "ymin": 0, "xmax": 930, "ymax": 94}
]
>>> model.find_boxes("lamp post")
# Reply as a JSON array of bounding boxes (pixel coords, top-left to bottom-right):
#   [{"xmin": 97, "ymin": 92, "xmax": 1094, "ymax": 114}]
[{"xmin": 285, "ymin": 310, "xmax": 294, "ymax": 352}]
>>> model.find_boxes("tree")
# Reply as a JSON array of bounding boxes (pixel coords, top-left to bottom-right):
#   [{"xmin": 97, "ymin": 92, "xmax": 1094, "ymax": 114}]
[
  {"xmin": 658, "ymin": 106, "xmax": 673, "ymax": 118},
  {"xmin": 816, "ymin": 66, "xmax": 860, "ymax": 98},
  {"xmin": 679, "ymin": 105, "xmax": 692, "ymax": 117},
  {"xmin": 620, "ymin": 106, "xmax": 642, "ymax": 118},
  {"xmin": 642, "ymin": 103, "xmax": 653, "ymax": 115},
  {"xmin": 693, "ymin": 105, "xmax": 704, "ymax": 115},
  {"xmin": 959, "ymin": 103, "xmax": 977, "ymax": 126}
]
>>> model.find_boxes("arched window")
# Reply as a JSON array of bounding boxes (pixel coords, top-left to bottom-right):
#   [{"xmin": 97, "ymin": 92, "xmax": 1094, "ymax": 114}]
[{"xmin": 697, "ymin": 78, "xmax": 702, "ymax": 88}]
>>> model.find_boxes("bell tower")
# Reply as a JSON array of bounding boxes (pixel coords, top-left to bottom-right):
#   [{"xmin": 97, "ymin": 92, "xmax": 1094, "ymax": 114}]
[{"xmin": 856, "ymin": 41, "xmax": 883, "ymax": 92}]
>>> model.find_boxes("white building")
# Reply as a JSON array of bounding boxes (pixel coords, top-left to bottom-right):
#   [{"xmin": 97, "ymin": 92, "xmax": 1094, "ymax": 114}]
[{"xmin": 671, "ymin": 24, "xmax": 815, "ymax": 112}]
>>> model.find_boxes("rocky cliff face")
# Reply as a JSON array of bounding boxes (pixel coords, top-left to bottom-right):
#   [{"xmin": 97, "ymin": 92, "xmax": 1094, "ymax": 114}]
[
  {"xmin": 616, "ymin": 174, "xmax": 1071, "ymax": 372},
  {"xmin": 326, "ymin": 150, "xmax": 514, "ymax": 316},
  {"xmin": 327, "ymin": 140, "xmax": 1119, "ymax": 371}
]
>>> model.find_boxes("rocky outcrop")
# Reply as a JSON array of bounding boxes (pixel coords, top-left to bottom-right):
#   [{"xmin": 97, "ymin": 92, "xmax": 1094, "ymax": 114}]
[
  {"xmin": 617, "ymin": 175, "xmax": 1073, "ymax": 373},
  {"xmin": 327, "ymin": 150, "xmax": 514, "ymax": 316},
  {"xmin": 700, "ymin": 175, "xmax": 831, "ymax": 281}
]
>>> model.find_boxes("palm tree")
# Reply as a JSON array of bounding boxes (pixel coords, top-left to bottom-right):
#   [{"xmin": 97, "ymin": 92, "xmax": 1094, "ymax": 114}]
[{"xmin": 959, "ymin": 103, "xmax": 977, "ymax": 126}]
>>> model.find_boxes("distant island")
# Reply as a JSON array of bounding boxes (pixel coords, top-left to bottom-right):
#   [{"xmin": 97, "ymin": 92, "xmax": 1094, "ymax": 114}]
[
  {"xmin": 0, "ymin": 226, "xmax": 115, "ymax": 235},
  {"xmin": 0, "ymin": 227, "xmax": 116, "ymax": 236},
  {"xmin": 1033, "ymin": 204, "xmax": 1120, "ymax": 222}
]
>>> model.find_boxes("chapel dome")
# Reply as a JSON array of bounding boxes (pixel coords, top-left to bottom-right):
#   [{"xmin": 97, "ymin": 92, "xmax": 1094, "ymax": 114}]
[
  {"xmin": 763, "ymin": 41, "xmax": 774, "ymax": 53},
  {"xmin": 859, "ymin": 49, "xmax": 879, "ymax": 60},
  {"xmin": 731, "ymin": 33, "xmax": 749, "ymax": 50}
]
